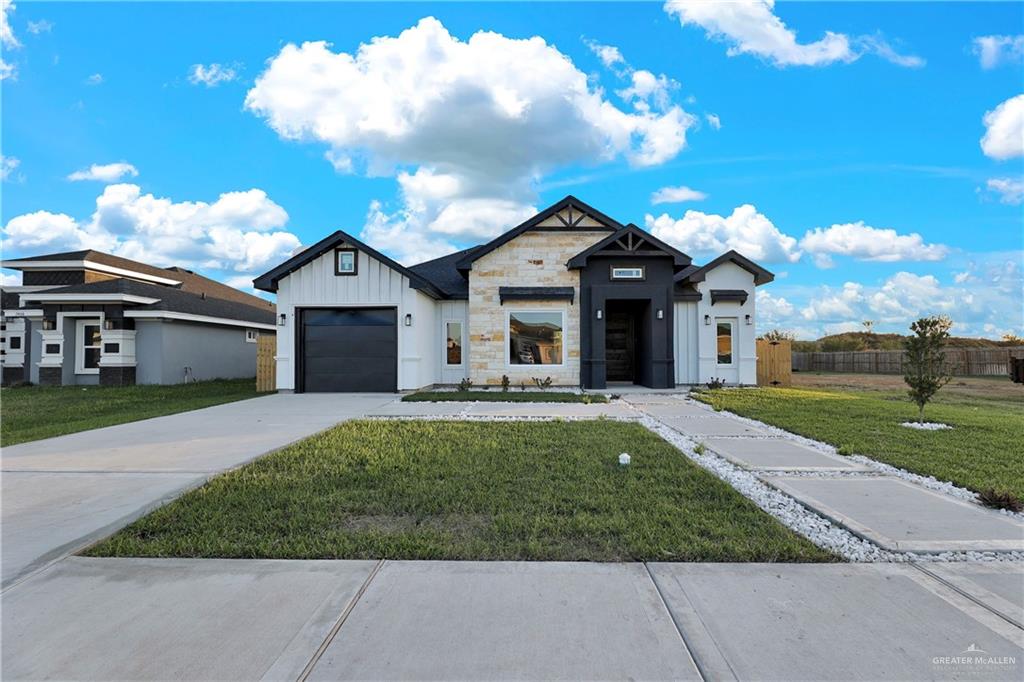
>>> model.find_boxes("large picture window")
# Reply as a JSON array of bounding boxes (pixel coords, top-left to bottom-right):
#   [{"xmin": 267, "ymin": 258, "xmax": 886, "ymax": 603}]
[
  {"xmin": 716, "ymin": 320, "xmax": 734, "ymax": 365},
  {"xmin": 76, "ymin": 319, "xmax": 102, "ymax": 374},
  {"xmin": 445, "ymin": 321, "xmax": 463, "ymax": 366},
  {"xmin": 508, "ymin": 311, "xmax": 563, "ymax": 365}
]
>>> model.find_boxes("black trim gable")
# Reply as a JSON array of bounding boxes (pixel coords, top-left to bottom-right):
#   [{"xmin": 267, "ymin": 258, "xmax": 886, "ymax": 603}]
[
  {"xmin": 567, "ymin": 223, "xmax": 692, "ymax": 270},
  {"xmin": 253, "ymin": 230, "xmax": 444, "ymax": 298},
  {"xmin": 675, "ymin": 250, "xmax": 775, "ymax": 286},
  {"xmin": 455, "ymin": 195, "xmax": 622, "ymax": 273}
]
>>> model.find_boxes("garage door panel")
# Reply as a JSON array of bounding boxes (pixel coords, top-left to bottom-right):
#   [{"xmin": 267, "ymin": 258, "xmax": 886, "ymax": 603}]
[{"xmin": 300, "ymin": 308, "xmax": 397, "ymax": 393}]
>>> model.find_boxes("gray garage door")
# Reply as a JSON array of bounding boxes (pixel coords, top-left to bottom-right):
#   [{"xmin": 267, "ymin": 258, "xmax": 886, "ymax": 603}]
[{"xmin": 300, "ymin": 308, "xmax": 397, "ymax": 392}]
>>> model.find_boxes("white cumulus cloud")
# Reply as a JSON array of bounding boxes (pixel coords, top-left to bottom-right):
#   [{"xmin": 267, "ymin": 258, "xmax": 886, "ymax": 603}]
[
  {"xmin": 67, "ymin": 162, "xmax": 139, "ymax": 183},
  {"xmin": 981, "ymin": 94, "xmax": 1024, "ymax": 160},
  {"xmin": 645, "ymin": 204, "xmax": 801, "ymax": 263},
  {"xmin": 985, "ymin": 177, "xmax": 1024, "ymax": 205},
  {"xmin": 585, "ymin": 39, "xmax": 625, "ymax": 70},
  {"xmin": 2, "ymin": 184, "xmax": 300, "ymax": 276},
  {"xmin": 188, "ymin": 63, "xmax": 239, "ymax": 87},
  {"xmin": 663, "ymin": 0, "xmax": 922, "ymax": 68},
  {"xmin": 26, "ymin": 18, "xmax": 52, "ymax": 35},
  {"xmin": 85, "ymin": 73, "xmax": 103, "ymax": 85},
  {"xmin": 1, "ymin": 154, "xmax": 20, "ymax": 181},
  {"xmin": 1, "ymin": 0, "xmax": 20, "ymax": 49},
  {"xmin": 245, "ymin": 17, "xmax": 695, "ymax": 262},
  {"xmin": 972, "ymin": 35, "xmax": 1024, "ymax": 69},
  {"xmin": 705, "ymin": 113, "xmax": 721, "ymax": 130},
  {"xmin": 799, "ymin": 221, "xmax": 949, "ymax": 268},
  {"xmin": 650, "ymin": 185, "xmax": 707, "ymax": 204}
]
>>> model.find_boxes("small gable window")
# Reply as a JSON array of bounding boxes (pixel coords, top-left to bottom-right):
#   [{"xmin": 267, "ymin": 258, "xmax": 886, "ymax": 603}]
[
  {"xmin": 335, "ymin": 248, "xmax": 358, "ymax": 276},
  {"xmin": 611, "ymin": 266, "xmax": 644, "ymax": 281}
]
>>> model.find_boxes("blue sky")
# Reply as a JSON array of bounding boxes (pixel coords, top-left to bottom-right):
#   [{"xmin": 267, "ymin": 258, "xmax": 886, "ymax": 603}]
[{"xmin": 2, "ymin": 1, "xmax": 1022, "ymax": 339}]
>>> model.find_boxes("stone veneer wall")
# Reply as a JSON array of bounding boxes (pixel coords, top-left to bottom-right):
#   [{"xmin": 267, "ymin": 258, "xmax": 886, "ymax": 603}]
[{"xmin": 468, "ymin": 230, "xmax": 608, "ymax": 386}]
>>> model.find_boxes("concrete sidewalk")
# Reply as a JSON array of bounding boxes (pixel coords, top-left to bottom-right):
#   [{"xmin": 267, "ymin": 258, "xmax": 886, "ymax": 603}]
[
  {"xmin": 631, "ymin": 396, "xmax": 1024, "ymax": 555},
  {"xmin": 1, "ymin": 393, "xmax": 396, "ymax": 588},
  {"xmin": 2, "ymin": 558, "xmax": 1021, "ymax": 681}
]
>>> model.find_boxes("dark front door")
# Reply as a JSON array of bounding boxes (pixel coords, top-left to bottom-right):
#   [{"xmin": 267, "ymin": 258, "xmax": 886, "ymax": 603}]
[
  {"xmin": 605, "ymin": 308, "xmax": 636, "ymax": 382},
  {"xmin": 300, "ymin": 308, "xmax": 397, "ymax": 392}
]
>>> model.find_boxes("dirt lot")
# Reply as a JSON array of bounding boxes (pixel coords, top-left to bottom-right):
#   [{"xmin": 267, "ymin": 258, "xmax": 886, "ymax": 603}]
[{"xmin": 791, "ymin": 371, "xmax": 1022, "ymax": 402}]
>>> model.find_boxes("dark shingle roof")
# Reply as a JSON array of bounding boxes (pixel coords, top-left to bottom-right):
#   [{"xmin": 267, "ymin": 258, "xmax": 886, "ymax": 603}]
[
  {"xmin": 407, "ymin": 246, "xmax": 478, "ymax": 299},
  {"xmin": 25, "ymin": 279, "xmax": 275, "ymax": 325},
  {"xmin": 4, "ymin": 249, "xmax": 273, "ymax": 312},
  {"xmin": 1, "ymin": 289, "xmax": 21, "ymax": 312}
]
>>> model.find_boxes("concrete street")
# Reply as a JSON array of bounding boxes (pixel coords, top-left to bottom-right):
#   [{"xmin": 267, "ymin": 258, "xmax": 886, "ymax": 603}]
[
  {"xmin": 2, "ymin": 558, "xmax": 1021, "ymax": 681},
  {"xmin": 0, "ymin": 392, "xmax": 395, "ymax": 588}
]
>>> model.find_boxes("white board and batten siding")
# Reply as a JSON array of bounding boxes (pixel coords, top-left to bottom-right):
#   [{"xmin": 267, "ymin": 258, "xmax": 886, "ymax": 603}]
[
  {"xmin": 674, "ymin": 261, "xmax": 757, "ymax": 385},
  {"xmin": 274, "ymin": 244, "xmax": 439, "ymax": 391}
]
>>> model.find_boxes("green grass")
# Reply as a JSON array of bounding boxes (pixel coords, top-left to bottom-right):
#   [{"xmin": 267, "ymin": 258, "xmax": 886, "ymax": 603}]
[
  {"xmin": 1, "ymin": 379, "xmax": 260, "ymax": 446},
  {"xmin": 402, "ymin": 390, "xmax": 608, "ymax": 403},
  {"xmin": 694, "ymin": 387, "xmax": 1024, "ymax": 498},
  {"xmin": 85, "ymin": 420, "xmax": 833, "ymax": 562}
]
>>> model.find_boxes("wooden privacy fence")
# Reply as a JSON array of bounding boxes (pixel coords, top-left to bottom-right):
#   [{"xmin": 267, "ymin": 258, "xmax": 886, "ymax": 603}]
[
  {"xmin": 756, "ymin": 339, "xmax": 792, "ymax": 387},
  {"xmin": 256, "ymin": 334, "xmax": 277, "ymax": 392},
  {"xmin": 791, "ymin": 346, "xmax": 1024, "ymax": 377}
]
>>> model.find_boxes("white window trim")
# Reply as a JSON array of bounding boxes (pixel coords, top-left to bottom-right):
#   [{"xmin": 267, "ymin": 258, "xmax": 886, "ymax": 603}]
[
  {"xmin": 75, "ymin": 318, "xmax": 103, "ymax": 375},
  {"xmin": 611, "ymin": 266, "xmax": 644, "ymax": 280},
  {"xmin": 505, "ymin": 308, "xmax": 566, "ymax": 369},
  {"xmin": 443, "ymin": 319, "xmax": 465, "ymax": 367},
  {"xmin": 715, "ymin": 317, "xmax": 737, "ymax": 368},
  {"xmin": 245, "ymin": 329, "xmax": 259, "ymax": 343}
]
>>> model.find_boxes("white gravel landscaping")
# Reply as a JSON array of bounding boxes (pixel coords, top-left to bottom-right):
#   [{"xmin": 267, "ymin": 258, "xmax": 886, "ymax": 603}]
[{"xmin": 900, "ymin": 421, "xmax": 953, "ymax": 431}]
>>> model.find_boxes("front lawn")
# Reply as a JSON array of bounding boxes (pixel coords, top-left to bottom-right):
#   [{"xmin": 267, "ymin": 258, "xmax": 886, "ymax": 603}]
[
  {"xmin": 86, "ymin": 420, "xmax": 833, "ymax": 562},
  {"xmin": 694, "ymin": 387, "xmax": 1024, "ymax": 498},
  {"xmin": 1, "ymin": 379, "xmax": 259, "ymax": 446},
  {"xmin": 403, "ymin": 390, "xmax": 608, "ymax": 403}
]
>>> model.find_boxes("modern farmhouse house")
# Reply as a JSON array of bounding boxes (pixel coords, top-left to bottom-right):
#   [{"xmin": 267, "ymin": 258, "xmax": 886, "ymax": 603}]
[
  {"xmin": 0, "ymin": 251, "xmax": 276, "ymax": 386},
  {"xmin": 254, "ymin": 196, "xmax": 773, "ymax": 392}
]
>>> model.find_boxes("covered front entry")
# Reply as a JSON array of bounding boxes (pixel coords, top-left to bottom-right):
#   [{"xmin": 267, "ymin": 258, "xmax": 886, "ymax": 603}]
[
  {"xmin": 604, "ymin": 300, "xmax": 647, "ymax": 383},
  {"xmin": 298, "ymin": 308, "xmax": 397, "ymax": 392}
]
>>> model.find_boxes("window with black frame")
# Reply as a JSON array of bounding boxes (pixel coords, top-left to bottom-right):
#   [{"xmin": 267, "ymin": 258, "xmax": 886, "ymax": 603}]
[{"xmin": 508, "ymin": 311, "xmax": 563, "ymax": 365}]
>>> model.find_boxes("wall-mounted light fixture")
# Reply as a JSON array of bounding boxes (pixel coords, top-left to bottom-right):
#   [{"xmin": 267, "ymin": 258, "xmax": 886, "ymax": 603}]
[
  {"xmin": 656, "ymin": 309, "xmax": 664, "ymax": 320},
  {"xmin": 704, "ymin": 314, "xmax": 711, "ymax": 326},
  {"xmin": 745, "ymin": 314, "xmax": 752, "ymax": 325},
  {"xmin": 278, "ymin": 313, "xmax": 287, "ymax": 327},
  {"xmin": 596, "ymin": 309, "xmax": 603, "ymax": 320},
  {"xmin": 104, "ymin": 319, "xmax": 115, "ymax": 330},
  {"xmin": 42, "ymin": 319, "xmax": 55, "ymax": 331},
  {"xmin": 404, "ymin": 313, "xmax": 413, "ymax": 327}
]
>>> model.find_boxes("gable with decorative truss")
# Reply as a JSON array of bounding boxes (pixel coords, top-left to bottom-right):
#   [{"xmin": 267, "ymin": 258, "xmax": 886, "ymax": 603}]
[{"xmin": 566, "ymin": 223, "xmax": 692, "ymax": 269}]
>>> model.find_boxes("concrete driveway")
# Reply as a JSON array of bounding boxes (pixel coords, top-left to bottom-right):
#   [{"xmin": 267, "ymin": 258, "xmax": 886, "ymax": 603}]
[{"xmin": 1, "ymin": 392, "xmax": 396, "ymax": 588}]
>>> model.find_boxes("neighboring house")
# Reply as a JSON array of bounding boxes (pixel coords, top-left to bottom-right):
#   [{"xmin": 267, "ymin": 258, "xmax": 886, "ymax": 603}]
[
  {"xmin": 0, "ymin": 250, "xmax": 276, "ymax": 386},
  {"xmin": 255, "ymin": 196, "xmax": 773, "ymax": 393}
]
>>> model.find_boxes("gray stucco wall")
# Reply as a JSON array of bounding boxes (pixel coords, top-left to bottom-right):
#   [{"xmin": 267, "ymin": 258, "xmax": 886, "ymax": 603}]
[
  {"xmin": 28, "ymin": 319, "xmax": 41, "ymax": 384},
  {"xmin": 137, "ymin": 320, "xmax": 258, "ymax": 384}
]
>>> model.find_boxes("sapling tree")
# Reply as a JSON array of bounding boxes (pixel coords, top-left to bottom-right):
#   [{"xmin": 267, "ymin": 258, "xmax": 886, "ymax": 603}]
[{"xmin": 903, "ymin": 315, "xmax": 953, "ymax": 423}]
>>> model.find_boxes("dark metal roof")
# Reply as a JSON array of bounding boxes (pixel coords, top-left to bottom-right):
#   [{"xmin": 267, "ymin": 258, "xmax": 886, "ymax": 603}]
[
  {"xmin": 407, "ymin": 246, "xmax": 479, "ymax": 299},
  {"xmin": 566, "ymin": 223, "xmax": 692, "ymax": 269},
  {"xmin": 455, "ymin": 196, "xmax": 622, "ymax": 272},
  {"xmin": 498, "ymin": 286, "xmax": 575, "ymax": 304},
  {"xmin": 25, "ymin": 279, "xmax": 275, "ymax": 325},
  {"xmin": 675, "ymin": 250, "xmax": 775, "ymax": 286},
  {"xmin": 1, "ymin": 289, "xmax": 22, "ymax": 312},
  {"xmin": 252, "ymin": 230, "xmax": 444, "ymax": 298},
  {"xmin": 710, "ymin": 289, "xmax": 749, "ymax": 304}
]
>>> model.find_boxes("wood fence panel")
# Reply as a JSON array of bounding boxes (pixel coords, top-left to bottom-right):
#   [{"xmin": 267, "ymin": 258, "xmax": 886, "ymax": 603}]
[
  {"xmin": 790, "ymin": 346, "xmax": 1024, "ymax": 377},
  {"xmin": 757, "ymin": 339, "xmax": 792, "ymax": 387},
  {"xmin": 256, "ymin": 334, "xmax": 277, "ymax": 392}
]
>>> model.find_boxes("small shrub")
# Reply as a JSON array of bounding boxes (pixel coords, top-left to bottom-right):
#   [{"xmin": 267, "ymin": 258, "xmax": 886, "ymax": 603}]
[
  {"xmin": 581, "ymin": 394, "xmax": 593, "ymax": 404},
  {"xmin": 458, "ymin": 378, "xmax": 474, "ymax": 391},
  {"xmin": 694, "ymin": 443, "xmax": 706, "ymax": 455},
  {"xmin": 706, "ymin": 377, "xmax": 726, "ymax": 390},
  {"xmin": 977, "ymin": 488, "xmax": 1023, "ymax": 513},
  {"xmin": 519, "ymin": 381, "xmax": 527, "ymax": 392},
  {"xmin": 532, "ymin": 376, "xmax": 553, "ymax": 391},
  {"xmin": 903, "ymin": 315, "xmax": 953, "ymax": 423},
  {"xmin": 837, "ymin": 446, "xmax": 853, "ymax": 457},
  {"xmin": 500, "ymin": 375, "xmax": 510, "ymax": 392}
]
